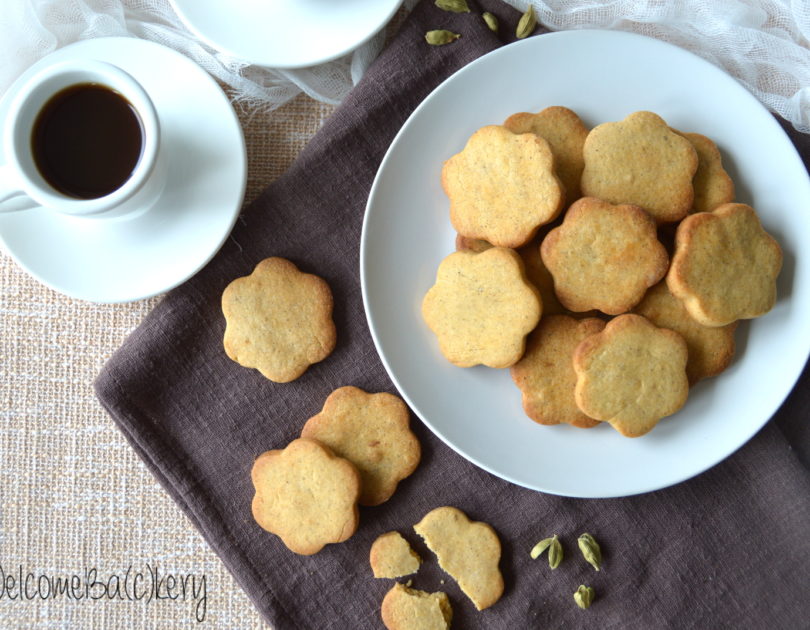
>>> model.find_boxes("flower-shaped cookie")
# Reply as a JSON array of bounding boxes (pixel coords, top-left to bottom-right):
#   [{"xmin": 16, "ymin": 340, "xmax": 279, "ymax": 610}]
[
  {"xmin": 504, "ymin": 105, "xmax": 589, "ymax": 202},
  {"xmin": 442, "ymin": 125, "xmax": 564, "ymax": 248},
  {"xmin": 455, "ymin": 232, "xmax": 565, "ymax": 316},
  {"xmin": 511, "ymin": 315, "xmax": 605, "ymax": 428},
  {"xmin": 421, "ymin": 247, "xmax": 542, "ymax": 368},
  {"xmin": 222, "ymin": 257, "xmax": 336, "ymax": 383},
  {"xmin": 301, "ymin": 386, "xmax": 421, "ymax": 506},
  {"xmin": 414, "ymin": 506, "xmax": 504, "ymax": 611},
  {"xmin": 250, "ymin": 438, "xmax": 360, "ymax": 555},
  {"xmin": 540, "ymin": 197, "xmax": 669, "ymax": 315},
  {"xmin": 573, "ymin": 314, "xmax": 689, "ymax": 437},
  {"xmin": 667, "ymin": 203, "xmax": 782, "ymax": 327},
  {"xmin": 635, "ymin": 281, "xmax": 737, "ymax": 383},
  {"xmin": 581, "ymin": 111, "xmax": 698, "ymax": 222}
]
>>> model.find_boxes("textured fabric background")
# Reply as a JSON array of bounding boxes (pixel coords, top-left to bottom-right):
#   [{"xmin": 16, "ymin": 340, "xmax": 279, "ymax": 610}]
[{"xmin": 0, "ymin": 93, "xmax": 333, "ymax": 629}]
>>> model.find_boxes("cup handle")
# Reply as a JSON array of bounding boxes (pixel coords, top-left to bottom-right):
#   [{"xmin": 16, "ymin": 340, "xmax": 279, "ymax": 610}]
[{"xmin": 0, "ymin": 164, "xmax": 38, "ymax": 212}]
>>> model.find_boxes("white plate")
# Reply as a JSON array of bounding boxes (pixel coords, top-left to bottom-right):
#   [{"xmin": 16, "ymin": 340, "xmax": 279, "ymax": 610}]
[
  {"xmin": 361, "ymin": 30, "xmax": 810, "ymax": 498},
  {"xmin": 0, "ymin": 37, "xmax": 246, "ymax": 303},
  {"xmin": 169, "ymin": 0, "xmax": 404, "ymax": 69}
]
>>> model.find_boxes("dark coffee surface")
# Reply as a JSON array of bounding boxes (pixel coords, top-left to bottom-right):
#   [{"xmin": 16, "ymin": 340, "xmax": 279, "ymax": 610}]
[{"xmin": 32, "ymin": 83, "xmax": 142, "ymax": 199}]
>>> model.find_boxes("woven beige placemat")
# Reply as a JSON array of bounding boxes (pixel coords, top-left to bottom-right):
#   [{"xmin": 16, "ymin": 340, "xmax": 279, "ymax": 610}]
[{"xmin": 0, "ymin": 93, "xmax": 333, "ymax": 629}]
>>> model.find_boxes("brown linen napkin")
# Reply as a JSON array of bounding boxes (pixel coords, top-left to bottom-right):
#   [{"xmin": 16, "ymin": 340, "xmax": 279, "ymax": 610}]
[{"xmin": 95, "ymin": 1, "xmax": 810, "ymax": 628}]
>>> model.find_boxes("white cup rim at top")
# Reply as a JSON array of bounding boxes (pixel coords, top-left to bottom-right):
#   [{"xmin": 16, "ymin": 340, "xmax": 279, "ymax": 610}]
[{"xmin": 2, "ymin": 59, "xmax": 160, "ymax": 216}]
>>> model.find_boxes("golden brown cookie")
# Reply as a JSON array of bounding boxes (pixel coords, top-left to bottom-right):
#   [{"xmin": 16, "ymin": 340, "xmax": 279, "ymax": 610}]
[
  {"xmin": 573, "ymin": 314, "xmax": 689, "ymax": 437},
  {"xmin": 442, "ymin": 125, "xmax": 564, "ymax": 247},
  {"xmin": 370, "ymin": 531, "xmax": 422, "ymax": 579},
  {"xmin": 504, "ymin": 105, "xmax": 589, "ymax": 202},
  {"xmin": 422, "ymin": 247, "xmax": 542, "ymax": 368},
  {"xmin": 456, "ymin": 233, "xmax": 564, "ymax": 316},
  {"xmin": 222, "ymin": 257, "xmax": 336, "ymax": 383},
  {"xmin": 414, "ymin": 506, "xmax": 504, "ymax": 611},
  {"xmin": 540, "ymin": 197, "xmax": 669, "ymax": 315},
  {"xmin": 250, "ymin": 438, "xmax": 360, "ymax": 555},
  {"xmin": 681, "ymin": 132, "xmax": 735, "ymax": 213},
  {"xmin": 581, "ymin": 111, "xmax": 698, "ymax": 223},
  {"xmin": 511, "ymin": 315, "xmax": 605, "ymax": 428},
  {"xmin": 300, "ymin": 386, "xmax": 420, "ymax": 506},
  {"xmin": 381, "ymin": 583, "xmax": 452, "ymax": 630},
  {"xmin": 634, "ymin": 281, "xmax": 737, "ymax": 384},
  {"xmin": 667, "ymin": 203, "xmax": 782, "ymax": 327}
]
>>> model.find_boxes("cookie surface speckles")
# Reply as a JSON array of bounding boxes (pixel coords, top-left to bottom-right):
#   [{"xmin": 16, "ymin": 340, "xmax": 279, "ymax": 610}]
[
  {"xmin": 581, "ymin": 111, "xmax": 698, "ymax": 222},
  {"xmin": 635, "ymin": 281, "xmax": 737, "ymax": 384},
  {"xmin": 511, "ymin": 315, "xmax": 605, "ymax": 428},
  {"xmin": 370, "ymin": 531, "xmax": 422, "ymax": 579},
  {"xmin": 681, "ymin": 132, "xmax": 735, "ymax": 213},
  {"xmin": 540, "ymin": 197, "xmax": 669, "ymax": 315},
  {"xmin": 667, "ymin": 203, "xmax": 782, "ymax": 326},
  {"xmin": 301, "ymin": 386, "xmax": 421, "ymax": 506},
  {"xmin": 250, "ymin": 438, "xmax": 360, "ymax": 555},
  {"xmin": 504, "ymin": 105, "xmax": 589, "ymax": 202},
  {"xmin": 573, "ymin": 314, "xmax": 689, "ymax": 437},
  {"xmin": 381, "ymin": 583, "xmax": 452, "ymax": 630},
  {"xmin": 442, "ymin": 124, "xmax": 564, "ymax": 247},
  {"xmin": 222, "ymin": 257, "xmax": 336, "ymax": 383},
  {"xmin": 422, "ymin": 247, "xmax": 542, "ymax": 368},
  {"xmin": 414, "ymin": 506, "xmax": 504, "ymax": 611}
]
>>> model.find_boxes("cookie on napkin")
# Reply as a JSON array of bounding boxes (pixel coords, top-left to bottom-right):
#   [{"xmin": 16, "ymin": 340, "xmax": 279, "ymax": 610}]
[
  {"xmin": 250, "ymin": 438, "xmax": 360, "ymax": 555},
  {"xmin": 381, "ymin": 583, "xmax": 452, "ymax": 630},
  {"xmin": 370, "ymin": 531, "xmax": 422, "ymax": 579},
  {"xmin": 414, "ymin": 506, "xmax": 504, "ymax": 611},
  {"xmin": 301, "ymin": 386, "xmax": 421, "ymax": 506},
  {"xmin": 222, "ymin": 257, "xmax": 336, "ymax": 383}
]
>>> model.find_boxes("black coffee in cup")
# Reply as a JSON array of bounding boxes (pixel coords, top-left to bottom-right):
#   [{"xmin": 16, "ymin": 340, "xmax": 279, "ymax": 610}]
[{"xmin": 31, "ymin": 83, "xmax": 144, "ymax": 200}]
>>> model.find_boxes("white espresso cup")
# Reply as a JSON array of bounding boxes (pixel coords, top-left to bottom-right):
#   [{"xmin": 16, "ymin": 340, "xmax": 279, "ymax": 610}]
[{"xmin": 0, "ymin": 59, "xmax": 164, "ymax": 219}]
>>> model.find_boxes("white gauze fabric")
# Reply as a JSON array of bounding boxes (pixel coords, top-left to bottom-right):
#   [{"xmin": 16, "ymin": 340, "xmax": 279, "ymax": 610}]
[{"xmin": 1, "ymin": 0, "xmax": 808, "ymax": 132}]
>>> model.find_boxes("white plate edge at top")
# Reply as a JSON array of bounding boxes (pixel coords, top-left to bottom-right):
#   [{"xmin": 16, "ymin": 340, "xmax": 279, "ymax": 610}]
[{"xmin": 168, "ymin": 0, "xmax": 405, "ymax": 70}]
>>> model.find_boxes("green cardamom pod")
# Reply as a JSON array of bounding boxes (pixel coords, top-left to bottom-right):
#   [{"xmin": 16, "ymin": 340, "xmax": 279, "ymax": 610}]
[
  {"xmin": 577, "ymin": 533, "xmax": 602, "ymax": 571},
  {"xmin": 548, "ymin": 534, "xmax": 563, "ymax": 569},
  {"xmin": 574, "ymin": 585, "xmax": 595, "ymax": 609},
  {"xmin": 435, "ymin": 0, "xmax": 470, "ymax": 12},
  {"xmin": 529, "ymin": 536, "xmax": 555, "ymax": 559},
  {"xmin": 482, "ymin": 12, "xmax": 499, "ymax": 33},
  {"xmin": 515, "ymin": 5, "xmax": 537, "ymax": 39},
  {"xmin": 425, "ymin": 30, "xmax": 462, "ymax": 46}
]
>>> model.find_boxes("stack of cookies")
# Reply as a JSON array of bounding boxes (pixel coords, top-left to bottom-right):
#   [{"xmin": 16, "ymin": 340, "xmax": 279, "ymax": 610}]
[
  {"xmin": 248, "ymin": 385, "xmax": 422, "ymax": 554},
  {"xmin": 423, "ymin": 108, "xmax": 782, "ymax": 437}
]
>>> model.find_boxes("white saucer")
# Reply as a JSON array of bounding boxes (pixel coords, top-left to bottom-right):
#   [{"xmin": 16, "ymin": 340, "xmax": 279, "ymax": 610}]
[
  {"xmin": 169, "ymin": 0, "xmax": 404, "ymax": 69},
  {"xmin": 0, "ymin": 37, "xmax": 246, "ymax": 303}
]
